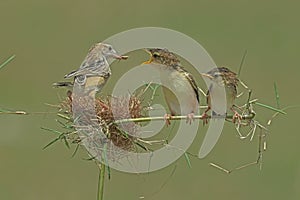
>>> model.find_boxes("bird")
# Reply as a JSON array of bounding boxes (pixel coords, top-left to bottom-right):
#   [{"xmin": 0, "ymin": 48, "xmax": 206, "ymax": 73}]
[
  {"xmin": 53, "ymin": 42, "xmax": 128, "ymax": 93},
  {"xmin": 143, "ymin": 48, "xmax": 200, "ymax": 125},
  {"xmin": 201, "ymin": 67, "xmax": 240, "ymax": 123}
]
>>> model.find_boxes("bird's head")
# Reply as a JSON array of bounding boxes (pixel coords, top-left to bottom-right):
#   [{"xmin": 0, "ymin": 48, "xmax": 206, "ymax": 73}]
[
  {"xmin": 201, "ymin": 68, "xmax": 222, "ymax": 81},
  {"xmin": 201, "ymin": 67, "xmax": 239, "ymax": 86},
  {"xmin": 143, "ymin": 48, "xmax": 180, "ymax": 67},
  {"xmin": 89, "ymin": 43, "xmax": 128, "ymax": 60}
]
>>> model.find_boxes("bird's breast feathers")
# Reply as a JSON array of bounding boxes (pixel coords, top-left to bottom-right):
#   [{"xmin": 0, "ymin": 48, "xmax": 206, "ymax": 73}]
[{"xmin": 160, "ymin": 69, "xmax": 199, "ymax": 115}]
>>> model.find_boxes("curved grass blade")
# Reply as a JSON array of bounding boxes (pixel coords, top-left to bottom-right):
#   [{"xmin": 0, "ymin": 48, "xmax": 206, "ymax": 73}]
[
  {"xmin": 0, "ymin": 107, "xmax": 27, "ymax": 115},
  {"xmin": 0, "ymin": 55, "xmax": 16, "ymax": 70},
  {"xmin": 253, "ymin": 102, "xmax": 287, "ymax": 114},
  {"xmin": 237, "ymin": 50, "xmax": 247, "ymax": 77},
  {"xmin": 184, "ymin": 152, "xmax": 192, "ymax": 168},
  {"xmin": 268, "ymin": 105, "xmax": 300, "ymax": 125},
  {"xmin": 274, "ymin": 82, "xmax": 280, "ymax": 108},
  {"xmin": 41, "ymin": 127, "xmax": 70, "ymax": 149},
  {"xmin": 71, "ymin": 144, "xmax": 80, "ymax": 157}
]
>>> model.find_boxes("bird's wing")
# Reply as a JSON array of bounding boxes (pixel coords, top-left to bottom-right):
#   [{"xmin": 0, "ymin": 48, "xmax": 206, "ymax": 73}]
[
  {"xmin": 64, "ymin": 56, "xmax": 110, "ymax": 79},
  {"xmin": 64, "ymin": 66, "xmax": 110, "ymax": 79},
  {"xmin": 177, "ymin": 67, "xmax": 200, "ymax": 103}
]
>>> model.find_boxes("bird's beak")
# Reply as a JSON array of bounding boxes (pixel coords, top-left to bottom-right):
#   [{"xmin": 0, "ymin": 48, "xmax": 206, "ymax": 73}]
[
  {"xmin": 143, "ymin": 49, "xmax": 153, "ymax": 64},
  {"xmin": 143, "ymin": 57, "xmax": 153, "ymax": 64},
  {"xmin": 112, "ymin": 53, "xmax": 128, "ymax": 60},
  {"xmin": 200, "ymin": 73, "xmax": 214, "ymax": 80}
]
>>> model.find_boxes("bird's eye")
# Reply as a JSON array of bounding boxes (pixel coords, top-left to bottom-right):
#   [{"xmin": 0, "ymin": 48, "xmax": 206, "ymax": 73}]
[
  {"xmin": 153, "ymin": 52, "xmax": 160, "ymax": 58},
  {"xmin": 108, "ymin": 46, "xmax": 112, "ymax": 51}
]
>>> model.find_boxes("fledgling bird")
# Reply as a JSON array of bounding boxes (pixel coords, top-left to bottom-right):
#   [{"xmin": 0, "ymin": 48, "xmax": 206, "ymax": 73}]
[
  {"xmin": 53, "ymin": 42, "xmax": 128, "ymax": 92},
  {"xmin": 143, "ymin": 48, "xmax": 199, "ymax": 124},
  {"xmin": 201, "ymin": 67, "xmax": 240, "ymax": 122}
]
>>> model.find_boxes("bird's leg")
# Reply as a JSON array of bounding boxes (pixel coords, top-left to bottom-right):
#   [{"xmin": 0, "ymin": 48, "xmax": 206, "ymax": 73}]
[
  {"xmin": 97, "ymin": 100, "xmax": 110, "ymax": 110},
  {"xmin": 231, "ymin": 107, "xmax": 242, "ymax": 124},
  {"xmin": 67, "ymin": 90, "xmax": 73, "ymax": 102},
  {"xmin": 164, "ymin": 113, "xmax": 172, "ymax": 126},
  {"xmin": 232, "ymin": 104, "xmax": 243, "ymax": 112},
  {"xmin": 186, "ymin": 113, "xmax": 195, "ymax": 124},
  {"xmin": 66, "ymin": 90, "xmax": 73, "ymax": 111},
  {"xmin": 201, "ymin": 106, "xmax": 211, "ymax": 125}
]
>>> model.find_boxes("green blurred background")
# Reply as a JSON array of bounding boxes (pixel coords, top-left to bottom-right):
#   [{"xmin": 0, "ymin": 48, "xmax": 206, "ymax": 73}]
[{"xmin": 1, "ymin": 0, "xmax": 299, "ymax": 199}]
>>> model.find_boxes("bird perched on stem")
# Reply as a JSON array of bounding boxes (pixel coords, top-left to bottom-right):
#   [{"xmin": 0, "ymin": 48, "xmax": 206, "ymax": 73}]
[
  {"xmin": 53, "ymin": 42, "xmax": 128, "ymax": 93},
  {"xmin": 201, "ymin": 67, "xmax": 241, "ymax": 123},
  {"xmin": 143, "ymin": 48, "xmax": 199, "ymax": 125}
]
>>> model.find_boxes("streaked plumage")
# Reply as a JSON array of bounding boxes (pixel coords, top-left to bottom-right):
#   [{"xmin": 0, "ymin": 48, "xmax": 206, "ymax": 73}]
[
  {"xmin": 53, "ymin": 43, "xmax": 127, "ymax": 91},
  {"xmin": 144, "ymin": 48, "xmax": 199, "ymax": 123},
  {"xmin": 201, "ymin": 67, "xmax": 240, "ymax": 121}
]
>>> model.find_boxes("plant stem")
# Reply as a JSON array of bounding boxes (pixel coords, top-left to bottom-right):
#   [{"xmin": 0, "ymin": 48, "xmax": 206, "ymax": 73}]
[
  {"xmin": 97, "ymin": 163, "xmax": 106, "ymax": 200},
  {"xmin": 0, "ymin": 55, "xmax": 15, "ymax": 70},
  {"xmin": 112, "ymin": 112, "xmax": 256, "ymax": 125}
]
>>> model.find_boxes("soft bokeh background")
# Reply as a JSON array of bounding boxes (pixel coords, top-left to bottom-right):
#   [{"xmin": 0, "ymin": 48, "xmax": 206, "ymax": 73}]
[{"xmin": 1, "ymin": 0, "xmax": 299, "ymax": 199}]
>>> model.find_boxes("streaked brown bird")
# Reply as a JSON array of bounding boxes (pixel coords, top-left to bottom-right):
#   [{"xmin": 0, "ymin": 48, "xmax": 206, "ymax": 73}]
[
  {"xmin": 53, "ymin": 42, "xmax": 128, "ymax": 93},
  {"xmin": 143, "ymin": 48, "xmax": 199, "ymax": 124},
  {"xmin": 201, "ymin": 67, "xmax": 240, "ymax": 122}
]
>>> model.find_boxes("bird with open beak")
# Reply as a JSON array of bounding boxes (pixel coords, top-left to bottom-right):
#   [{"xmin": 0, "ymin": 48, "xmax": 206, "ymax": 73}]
[{"xmin": 143, "ymin": 48, "xmax": 199, "ymax": 125}]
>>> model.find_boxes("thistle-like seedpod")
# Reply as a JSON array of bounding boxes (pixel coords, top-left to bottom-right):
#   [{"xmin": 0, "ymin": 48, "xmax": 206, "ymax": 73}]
[{"xmin": 59, "ymin": 93, "xmax": 144, "ymax": 154}]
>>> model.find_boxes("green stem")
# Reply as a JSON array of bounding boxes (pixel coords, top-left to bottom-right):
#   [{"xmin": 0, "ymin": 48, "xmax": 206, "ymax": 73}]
[
  {"xmin": 97, "ymin": 163, "xmax": 106, "ymax": 200},
  {"xmin": 0, "ymin": 55, "xmax": 16, "ymax": 70},
  {"xmin": 0, "ymin": 110, "xmax": 27, "ymax": 115},
  {"xmin": 112, "ymin": 113, "xmax": 256, "ymax": 125}
]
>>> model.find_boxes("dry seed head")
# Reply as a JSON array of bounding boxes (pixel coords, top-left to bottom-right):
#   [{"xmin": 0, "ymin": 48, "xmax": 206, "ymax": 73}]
[{"xmin": 59, "ymin": 93, "xmax": 144, "ymax": 152}]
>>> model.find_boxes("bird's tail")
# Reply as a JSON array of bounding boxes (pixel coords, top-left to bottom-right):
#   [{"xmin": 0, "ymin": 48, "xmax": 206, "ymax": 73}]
[{"xmin": 52, "ymin": 81, "xmax": 73, "ymax": 88}]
